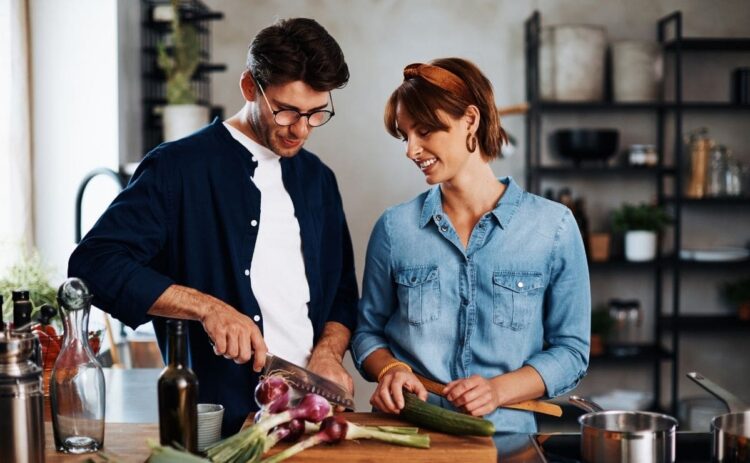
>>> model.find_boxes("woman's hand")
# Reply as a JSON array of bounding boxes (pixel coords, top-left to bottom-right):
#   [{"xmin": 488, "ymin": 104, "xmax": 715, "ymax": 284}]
[
  {"xmin": 370, "ymin": 367, "xmax": 428, "ymax": 414},
  {"xmin": 443, "ymin": 374, "xmax": 502, "ymax": 417}
]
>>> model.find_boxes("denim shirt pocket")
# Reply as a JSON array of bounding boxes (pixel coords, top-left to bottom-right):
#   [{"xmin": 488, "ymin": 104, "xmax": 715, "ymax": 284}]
[
  {"xmin": 492, "ymin": 271, "xmax": 545, "ymax": 330},
  {"xmin": 395, "ymin": 266, "xmax": 440, "ymax": 326}
]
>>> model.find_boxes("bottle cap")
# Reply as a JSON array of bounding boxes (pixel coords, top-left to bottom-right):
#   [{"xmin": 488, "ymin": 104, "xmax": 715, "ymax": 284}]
[{"xmin": 12, "ymin": 290, "xmax": 30, "ymax": 301}]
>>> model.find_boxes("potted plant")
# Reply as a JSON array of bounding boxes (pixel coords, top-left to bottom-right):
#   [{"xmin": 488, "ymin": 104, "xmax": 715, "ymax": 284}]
[
  {"xmin": 722, "ymin": 277, "xmax": 750, "ymax": 321},
  {"xmin": 612, "ymin": 203, "xmax": 671, "ymax": 262},
  {"xmin": 0, "ymin": 250, "xmax": 101, "ymax": 394},
  {"xmin": 156, "ymin": 0, "xmax": 207, "ymax": 142}
]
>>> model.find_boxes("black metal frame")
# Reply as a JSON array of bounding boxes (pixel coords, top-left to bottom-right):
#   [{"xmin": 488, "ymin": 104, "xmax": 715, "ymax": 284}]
[
  {"xmin": 525, "ymin": 10, "xmax": 750, "ymax": 416},
  {"xmin": 140, "ymin": 0, "xmax": 226, "ymax": 154}
]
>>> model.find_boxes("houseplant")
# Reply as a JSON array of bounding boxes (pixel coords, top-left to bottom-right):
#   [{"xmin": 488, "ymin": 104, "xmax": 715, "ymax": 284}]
[
  {"xmin": 156, "ymin": 0, "xmax": 207, "ymax": 141},
  {"xmin": 722, "ymin": 277, "xmax": 750, "ymax": 321},
  {"xmin": 612, "ymin": 203, "xmax": 671, "ymax": 261}
]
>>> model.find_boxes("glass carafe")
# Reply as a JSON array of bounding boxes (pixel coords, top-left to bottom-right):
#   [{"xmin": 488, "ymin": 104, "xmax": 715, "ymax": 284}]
[{"xmin": 51, "ymin": 278, "xmax": 105, "ymax": 454}]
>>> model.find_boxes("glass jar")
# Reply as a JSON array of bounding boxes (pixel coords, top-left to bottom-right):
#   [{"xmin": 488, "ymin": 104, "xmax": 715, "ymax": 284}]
[
  {"xmin": 50, "ymin": 278, "xmax": 105, "ymax": 454},
  {"xmin": 685, "ymin": 128, "xmax": 713, "ymax": 198},
  {"xmin": 629, "ymin": 144, "xmax": 658, "ymax": 166},
  {"xmin": 706, "ymin": 145, "xmax": 729, "ymax": 197}
]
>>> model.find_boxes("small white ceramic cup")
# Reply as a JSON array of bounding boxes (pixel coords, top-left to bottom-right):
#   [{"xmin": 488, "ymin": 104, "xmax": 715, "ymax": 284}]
[{"xmin": 197, "ymin": 403, "xmax": 225, "ymax": 451}]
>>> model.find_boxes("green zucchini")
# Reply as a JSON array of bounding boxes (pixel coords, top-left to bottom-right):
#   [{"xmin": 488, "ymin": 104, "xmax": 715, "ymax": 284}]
[{"xmin": 399, "ymin": 392, "xmax": 495, "ymax": 436}]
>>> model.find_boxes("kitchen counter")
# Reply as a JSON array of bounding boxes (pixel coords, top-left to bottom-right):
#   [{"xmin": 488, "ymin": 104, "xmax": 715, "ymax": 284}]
[{"xmin": 42, "ymin": 369, "xmax": 714, "ymax": 462}]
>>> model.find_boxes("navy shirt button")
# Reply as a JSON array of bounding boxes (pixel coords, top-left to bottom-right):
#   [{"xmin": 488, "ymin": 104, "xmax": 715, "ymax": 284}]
[
  {"xmin": 244, "ymin": 269, "xmax": 250, "ymax": 276},
  {"xmin": 253, "ymin": 315, "xmax": 261, "ymax": 322},
  {"xmin": 251, "ymin": 219, "xmax": 258, "ymax": 227}
]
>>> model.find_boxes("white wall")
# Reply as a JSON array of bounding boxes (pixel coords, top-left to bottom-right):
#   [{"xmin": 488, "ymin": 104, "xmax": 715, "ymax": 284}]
[{"xmin": 203, "ymin": 0, "xmax": 750, "ymax": 413}]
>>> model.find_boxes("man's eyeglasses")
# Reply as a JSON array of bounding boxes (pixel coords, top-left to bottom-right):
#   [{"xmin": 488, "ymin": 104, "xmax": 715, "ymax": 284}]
[{"xmin": 254, "ymin": 79, "xmax": 335, "ymax": 127}]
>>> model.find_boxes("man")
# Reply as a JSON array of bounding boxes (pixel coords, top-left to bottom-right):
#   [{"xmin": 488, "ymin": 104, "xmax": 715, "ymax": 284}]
[{"xmin": 68, "ymin": 18, "xmax": 358, "ymax": 434}]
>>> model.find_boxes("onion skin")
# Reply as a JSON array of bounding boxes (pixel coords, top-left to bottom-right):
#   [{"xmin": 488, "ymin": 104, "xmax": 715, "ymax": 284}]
[
  {"xmin": 255, "ymin": 376, "xmax": 291, "ymax": 411},
  {"xmin": 319, "ymin": 416, "xmax": 348, "ymax": 444},
  {"xmin": 281, "ymin": 419, "xmax": 305, "ymax": 443}
]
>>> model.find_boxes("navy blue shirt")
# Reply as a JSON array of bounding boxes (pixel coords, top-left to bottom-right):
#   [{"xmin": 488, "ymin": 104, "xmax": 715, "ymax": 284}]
[{"xmin": 68, "ymin": 119, "xmax": 358, "ymax": 434}]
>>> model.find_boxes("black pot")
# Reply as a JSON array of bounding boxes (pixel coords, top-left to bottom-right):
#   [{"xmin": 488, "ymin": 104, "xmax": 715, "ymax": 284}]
[{"xmin": 552, "ymin": 129, "xmax": 620, "ymax": 165}]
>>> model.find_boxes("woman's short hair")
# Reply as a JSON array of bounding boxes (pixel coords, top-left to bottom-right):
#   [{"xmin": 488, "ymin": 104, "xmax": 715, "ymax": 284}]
[
  {"xmin": 384, "ymin": 57, "xmax": 508, "ymax": 160},
  {"xmin": 247, "ymin": 18, "xmax": 349, "ymax": 91}
]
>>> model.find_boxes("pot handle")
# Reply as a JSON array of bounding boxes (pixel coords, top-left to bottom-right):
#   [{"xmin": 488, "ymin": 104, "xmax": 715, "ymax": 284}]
[
  {"xmin": 686, "ymin": 372, "xmax": 748, "ymax": 413},
  {"xmin": 568, "ymin": 395, "xmax": 605, "ymax": 413}
]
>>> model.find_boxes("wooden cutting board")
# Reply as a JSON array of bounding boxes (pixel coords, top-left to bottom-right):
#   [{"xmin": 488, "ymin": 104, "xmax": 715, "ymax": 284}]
[{"xmin": 44, "ymin": 412, "xmax": 496, "ymax": 462}]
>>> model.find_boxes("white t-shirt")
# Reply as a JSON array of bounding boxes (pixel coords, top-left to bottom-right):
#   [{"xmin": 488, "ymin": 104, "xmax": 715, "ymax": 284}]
[{"xmin": 223, "ymin": 122, "xmax": 314, "ymax": 366}]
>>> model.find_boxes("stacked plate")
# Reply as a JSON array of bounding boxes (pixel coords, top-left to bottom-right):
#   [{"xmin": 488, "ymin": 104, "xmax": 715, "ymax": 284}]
[
  {"xmin": 679, "ymin": 246, "xmax": 750, "ymax": 262},
  {"xmin": 197, "ymin": 403, "xmax": 224, "ymax": 451}
]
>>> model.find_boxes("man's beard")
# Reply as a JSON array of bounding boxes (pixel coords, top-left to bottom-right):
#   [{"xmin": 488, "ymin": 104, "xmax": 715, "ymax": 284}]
[{"xmin": 254, "ymin": 112, "xmax": 304, "ymax": 158}]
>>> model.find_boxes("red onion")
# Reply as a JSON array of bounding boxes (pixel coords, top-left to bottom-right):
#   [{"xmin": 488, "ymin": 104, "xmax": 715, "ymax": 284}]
[
  {"xmin": 318, "ymin": 416, "xmax": 348, "ymax": 444},
  {"xmin": 289, "ymin": 393, "xmax": 331, "ymax": 423},
  {"xmin": 254, "ymin": 376, "xmax": 290, "ymax": 412},
  {"xmin": 281, "ymin": 419, "xmax": 305, "ymax": 443}
]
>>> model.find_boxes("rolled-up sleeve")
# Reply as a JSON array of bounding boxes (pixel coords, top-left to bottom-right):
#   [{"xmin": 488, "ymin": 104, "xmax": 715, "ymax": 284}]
[
  {"xmin": 351, "ymin": 213, "xmax": 395, "ymax": 374},
  {"xmin": 68, "ymin": 151, "xmax": 175, "ymax": 329},
  {"xmin": 525, "ymin": 209, "xmax": 591, "ymax": 398}
]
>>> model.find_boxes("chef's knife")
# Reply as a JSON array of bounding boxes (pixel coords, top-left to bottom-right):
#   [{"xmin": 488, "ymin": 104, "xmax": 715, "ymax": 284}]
[
  {"xmin": 414, "ymin": 372, "xmax": 563, "ymax": 417},
  {"xmin": 263, "ymin": 353, "xmax": 355, "ymax": 410}
]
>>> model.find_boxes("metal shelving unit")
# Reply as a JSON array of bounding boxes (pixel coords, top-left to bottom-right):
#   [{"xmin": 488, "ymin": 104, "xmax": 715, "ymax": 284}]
[
  {"xmin": 140, "ymin": 0, "xmax": 226, "ymax": 153},
  {"xmin": 524, "ymin": 10, "xmax": 750, "ymax": 416}
]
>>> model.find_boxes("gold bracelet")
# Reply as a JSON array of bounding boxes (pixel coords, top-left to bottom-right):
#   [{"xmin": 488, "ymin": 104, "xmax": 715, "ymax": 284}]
[{"xmin": 377, "ymin": 361, "xmax": 412, "ymax": 382}]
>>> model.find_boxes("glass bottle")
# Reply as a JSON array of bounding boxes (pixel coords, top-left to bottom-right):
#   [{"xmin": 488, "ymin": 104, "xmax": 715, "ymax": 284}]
[
  {"xmin": 158, "ymin": 319, "xmax": 198, "ymax": 453},
  {"xmin": 51, "ymin": 278, "xmax": 105, "ymax": 454}
]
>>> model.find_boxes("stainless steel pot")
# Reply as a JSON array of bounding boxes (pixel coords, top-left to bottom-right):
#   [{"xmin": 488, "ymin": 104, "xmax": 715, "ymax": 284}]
[
  {"xmin": 570, "ymin": 395, "xmax": 678, "ymax": 463},
  {"xmin": 687, "ymin": 372, "xmax": 750, "ymax": 463}
]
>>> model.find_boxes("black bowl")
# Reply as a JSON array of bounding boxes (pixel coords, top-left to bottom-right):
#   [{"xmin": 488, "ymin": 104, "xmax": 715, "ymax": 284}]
[{"xmin": 551, "ymin": 129, "xmax": 620, "ymax": 164}]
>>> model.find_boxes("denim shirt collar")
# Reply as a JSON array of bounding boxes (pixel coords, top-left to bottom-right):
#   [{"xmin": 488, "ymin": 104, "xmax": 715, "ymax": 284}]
[{"xmin": 418, "ymin": 176, "xmax": 523, "ymax": 229}]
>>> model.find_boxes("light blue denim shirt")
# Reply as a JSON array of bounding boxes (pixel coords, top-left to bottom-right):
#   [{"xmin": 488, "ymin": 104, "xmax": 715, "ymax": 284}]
[{"xmin": 352, "ymin": 177, "xmax": 590, "ymax": 433}]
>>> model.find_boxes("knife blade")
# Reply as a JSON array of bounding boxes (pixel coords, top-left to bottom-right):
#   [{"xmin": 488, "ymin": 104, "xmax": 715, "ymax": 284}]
[{"xmin": 263, "ymin": 353, "xmax": 355, "ymax": 410}]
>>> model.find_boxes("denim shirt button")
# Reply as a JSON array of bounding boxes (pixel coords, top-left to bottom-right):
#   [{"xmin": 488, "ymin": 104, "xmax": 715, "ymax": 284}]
[
  {"xmin": 435, "ymin": 214, "xmax": 443, "ymax": 222},
  {"xmin": 517, "ymin": 281, "xmax": 524, "ymax": 288},
  {"xmin": 478, "ymin": 223, "xmax": 485, "ymax": 229},
  {"xmin": 440, "ymin": 225, "xmax": 448, "ymax": 232}
]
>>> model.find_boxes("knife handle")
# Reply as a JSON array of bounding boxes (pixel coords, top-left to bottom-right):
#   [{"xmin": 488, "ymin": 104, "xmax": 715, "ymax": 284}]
[{"xmin": 414, "ymin": 373, "xmax": 563, "ymax": 417}]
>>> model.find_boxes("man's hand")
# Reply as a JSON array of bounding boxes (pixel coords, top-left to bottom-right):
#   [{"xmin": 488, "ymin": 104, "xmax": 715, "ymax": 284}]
[
  {"xmin": 149, "ymin": 284, "xmax": 268, "ymax": 371},
  {"xmin": 201, "ymin": 304, "xmax": 267, "ymax": 371},
  {"xmin": 307, "ymin": 350, "xmax": 354, "ymax": 396},
  {"xmin": 307, "ymin": 322, "xmax": 353, "ymax": 411}
]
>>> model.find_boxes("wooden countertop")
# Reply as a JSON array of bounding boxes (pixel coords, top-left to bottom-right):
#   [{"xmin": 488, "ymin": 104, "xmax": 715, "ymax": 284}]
[{"xmin": 45, "ymin": 413, "xmax": 496, "ymax": 462}]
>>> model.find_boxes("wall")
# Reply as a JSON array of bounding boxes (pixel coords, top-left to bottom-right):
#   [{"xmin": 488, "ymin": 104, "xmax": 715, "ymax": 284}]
[{"xmin": 201, "ymin": 0, "xmax": 750, "ymax": 414}]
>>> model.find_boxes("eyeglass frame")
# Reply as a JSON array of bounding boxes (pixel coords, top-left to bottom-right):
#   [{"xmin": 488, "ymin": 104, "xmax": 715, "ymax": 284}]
[{"xmin": 253, "ymin": 77, "xmax": 336, "ymax": 127}]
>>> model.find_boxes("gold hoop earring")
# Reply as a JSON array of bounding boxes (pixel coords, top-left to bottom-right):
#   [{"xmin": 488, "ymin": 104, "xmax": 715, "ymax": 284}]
[{"xmin": 466, "ymin": 133, "xmax": 477, "ymax": 153}]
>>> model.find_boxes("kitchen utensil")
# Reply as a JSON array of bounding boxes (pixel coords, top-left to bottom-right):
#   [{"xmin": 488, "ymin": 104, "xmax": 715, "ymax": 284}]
[
  {"xmin": 0, "ymin": 331, "xmax": 46, "ymax": 463},
  {"xmin": 687, "ymin": 372, "xmax": 750, "ymax": 463},
  {"xmin": 551, "ymin": 129, "xmax": 619, "ymax": 165},
  {"xmin": 413, "ymin": 372, "xmax": 563, "ymax": 417},
  {"xmin": 569, "ymin": 395, "xmax": 677, "ymax": 463},
  {"xmin": 263, "ymin": 353, "xmax": 354, "ymax": 410}
]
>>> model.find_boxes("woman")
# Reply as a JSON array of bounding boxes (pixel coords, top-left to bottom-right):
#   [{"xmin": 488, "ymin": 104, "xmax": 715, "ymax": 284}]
[{"xmin": 351, "ymin": 58, "xmax": 590, "ymax": 433}]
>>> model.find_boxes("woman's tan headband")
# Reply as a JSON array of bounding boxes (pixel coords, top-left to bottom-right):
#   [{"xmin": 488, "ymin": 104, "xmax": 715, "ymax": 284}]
[{"xmin": 403, "ymin": 63, "xmax": 472, "ymax": 102}]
